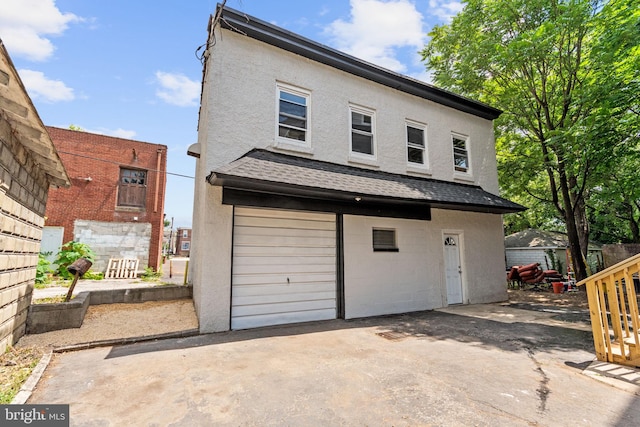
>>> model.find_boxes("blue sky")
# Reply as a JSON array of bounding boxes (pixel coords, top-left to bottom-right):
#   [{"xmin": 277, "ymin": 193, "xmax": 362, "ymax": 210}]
[{"xmin": 0, "ymin": 0, "xmax": 462, "ymax": 228}]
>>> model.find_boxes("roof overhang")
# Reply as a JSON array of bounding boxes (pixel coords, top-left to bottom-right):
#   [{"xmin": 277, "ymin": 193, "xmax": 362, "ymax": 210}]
[
  {"xmin": 207, "ymin": 149, "xmax": 526, "ymax": 216},
  {"xmin": 214, "ymin": 5, "xmax": 502, "ymax": 121},
  {"xmin": 0, "ymin": 41, "xmax": 70, "ymax": 187}
]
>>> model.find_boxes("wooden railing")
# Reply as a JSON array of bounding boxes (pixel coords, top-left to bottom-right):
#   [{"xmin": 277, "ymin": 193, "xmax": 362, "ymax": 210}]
[{"xmin": 577, "ymin": 253, "xmax": 640, "ymax": 367}]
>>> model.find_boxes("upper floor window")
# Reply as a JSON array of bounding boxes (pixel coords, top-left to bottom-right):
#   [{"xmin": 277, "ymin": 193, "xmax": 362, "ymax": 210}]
[
  {"xmin": 350, "ymin": 105, "xmax": 376, "ymax": 158},
  {"xmin": 277, "ymin": 83, "xmax": 309, "ymax": 144},
  {"xmin": 452, "ymin": 133, "xmax": 470, "ymax": 174},
  {"xmin": 118, "ymin": 168, "xmax": 147, "ymax": 208},
  {"xmin": 182, "ymin": 229, "xmax": 188, "ymax": 238},
  {"xmin": 406, "ymin": 122, "xmax": 427, "ymax": 166}
]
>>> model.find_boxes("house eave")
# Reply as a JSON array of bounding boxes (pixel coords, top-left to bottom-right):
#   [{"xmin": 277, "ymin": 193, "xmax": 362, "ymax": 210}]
[
  {"xmin": 216, "ymin": 5, "xmax": 502, "ymax": 121},
  {"xmin": 207, "ymin": 172, "xmax": 523, "ymax": 216}
]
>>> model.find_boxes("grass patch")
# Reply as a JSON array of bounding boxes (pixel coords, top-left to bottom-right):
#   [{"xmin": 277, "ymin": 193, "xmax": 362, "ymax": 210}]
[
  {"xmin": 32, "ymin": 295, "xmax": 69, "ymax": 304},
  {"xmin": 0, "ymin": 346, "xmax": 45, "ymax": 403}
]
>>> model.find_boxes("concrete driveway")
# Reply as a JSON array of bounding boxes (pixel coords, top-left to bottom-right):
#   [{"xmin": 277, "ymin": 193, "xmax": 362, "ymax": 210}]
[{"xmin": 28, "ymin": 304, "xmax": 640, "ymax": 426}]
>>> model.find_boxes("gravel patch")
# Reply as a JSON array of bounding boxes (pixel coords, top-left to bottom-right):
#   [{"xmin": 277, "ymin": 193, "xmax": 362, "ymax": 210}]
[{"xmin": 17, "ymin": 299, "xmax": 198, "ymax": 351}]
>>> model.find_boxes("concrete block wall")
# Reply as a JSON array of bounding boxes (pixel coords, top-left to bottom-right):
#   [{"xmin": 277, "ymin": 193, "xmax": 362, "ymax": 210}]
[
  {"xmin": 0, "ymin": 124, "xmax": 51, "ymax": 352},
  {"xmin": 74, "ymin": 220, "xmax": 151, "ymax": 272},
  {"xmin": 44, "ymin": 127, "xmax": 167, "ymax": 271}
]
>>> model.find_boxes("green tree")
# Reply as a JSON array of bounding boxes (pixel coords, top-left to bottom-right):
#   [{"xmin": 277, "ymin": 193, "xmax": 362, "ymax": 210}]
[{"xmin": 422, "ymin": 0, "xmax": 639, "ymax": 280}]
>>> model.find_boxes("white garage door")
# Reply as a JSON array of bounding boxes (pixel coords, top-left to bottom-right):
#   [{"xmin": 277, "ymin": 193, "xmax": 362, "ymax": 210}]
[{"xmin": 232, "ymin": 207, "xmax": 337, "ymax": 329}]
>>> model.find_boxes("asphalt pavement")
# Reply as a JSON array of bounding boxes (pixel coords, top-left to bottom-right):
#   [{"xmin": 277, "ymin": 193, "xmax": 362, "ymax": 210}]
[{"xmin": 25, "ymin": 303, "xmax": 640, "ymax": 426}]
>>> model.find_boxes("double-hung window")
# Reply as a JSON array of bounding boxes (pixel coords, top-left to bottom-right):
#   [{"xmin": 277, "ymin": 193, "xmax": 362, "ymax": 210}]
[
  {"xmin": 349, "ymin": 105, "xmax": 376, "ymax": 158},
  {"xmin": 406, "ymin": 121, "xmax": 427, "ymax": 166},
  {"xmin": 277, "ymin": 83, "xmax": 309, "ymax": 144},
  {"xmin": 452, "ymin": 133, "xmax": 470, "ymax": 174}
]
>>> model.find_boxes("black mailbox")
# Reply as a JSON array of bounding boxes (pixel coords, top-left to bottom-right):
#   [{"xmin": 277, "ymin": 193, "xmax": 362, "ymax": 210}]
[{"xmin": 67, "ymin": 258, "xmax": 93, "ymax": 277}]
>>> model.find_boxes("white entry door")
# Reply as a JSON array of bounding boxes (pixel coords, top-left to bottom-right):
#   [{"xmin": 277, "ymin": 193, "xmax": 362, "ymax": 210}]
[
  {"xmin": 444, "ymin": 234, "xmax": 463, "ymax": 305},
  {"xmin": 231, "ymin": 207, "xmax": 337, "ymax": 329}
]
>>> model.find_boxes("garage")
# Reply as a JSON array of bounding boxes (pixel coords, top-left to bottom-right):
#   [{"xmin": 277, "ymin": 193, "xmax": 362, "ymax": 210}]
[{"xmin": 231, "ymin": 207, "xmax": 337, "ymax": 329}]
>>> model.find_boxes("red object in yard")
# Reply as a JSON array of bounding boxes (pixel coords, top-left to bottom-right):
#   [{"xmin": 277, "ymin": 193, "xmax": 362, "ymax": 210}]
[{"xmin": 552, "ymin": 282, "xmax": 564, "ymax": 294}]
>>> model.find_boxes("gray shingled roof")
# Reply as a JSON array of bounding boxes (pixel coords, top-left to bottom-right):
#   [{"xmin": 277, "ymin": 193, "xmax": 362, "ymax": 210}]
[{"xmin": 207, "ymin": 149, "xmax": 525, "ymax": 214}]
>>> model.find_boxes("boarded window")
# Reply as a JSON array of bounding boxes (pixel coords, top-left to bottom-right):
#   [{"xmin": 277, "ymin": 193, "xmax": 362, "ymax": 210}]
[
  {"xmin": 373, "ymin": 228, "xmax": 398, "ymax": 252},
  {"xmin": 118, "ymin": 168, "xmax": 147, "ymax": 208}
]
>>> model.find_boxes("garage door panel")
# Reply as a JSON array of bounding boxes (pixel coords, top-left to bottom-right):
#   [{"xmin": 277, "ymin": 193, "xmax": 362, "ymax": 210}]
[
  {"xmin": 233, "ymin": 245, "xmax": 336, "ymax": 256},
  {"xmin": 233, "ymin": 290, "xmax": 336, "ymax": 306},
  {"xmin": 232, "ymin": 207, "xmax": 337, "ymax": 329},
  {"xmin": 232, "ymin": 282, "xmax": 335, "ymax": 297},
  {"xmin": 234, "ymin": 234, "xmax": 336, "ymax": 248},
  {"xmin": 234, "ymin": 225, "xmax": 335, "ymax": 238},
  {"xmin": 232, "ymin": 299, "xmax": 336, "ymax": 317},
  {"xmin": 232, "ymin": 273, "xmax": 337, "ymax": 287},
  {"xmin": 234, "ymin": 216, "xmax": 336, "ymax": 231},
  {"xmin": 232, "ymin": 309, "xmax": 336, "ymax": 330},
  {"xmin": 234, "ymin": 262, "xmax": 336, "ymax": 275},
  {"xmin": 233, "ymin": 255, "xmax": 336, "ymax": 266}
]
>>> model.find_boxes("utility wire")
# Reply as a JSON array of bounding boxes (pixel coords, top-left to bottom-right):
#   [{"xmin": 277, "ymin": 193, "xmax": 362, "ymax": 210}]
[{"xmin": 56, "ymin": 150, "xmax": 195, "ymax": 179}]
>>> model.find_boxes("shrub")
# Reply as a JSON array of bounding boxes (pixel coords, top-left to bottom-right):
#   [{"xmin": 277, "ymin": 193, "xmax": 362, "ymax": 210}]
[
  {"xmin": 35, "ymin": 253, "xmax": 52, "ymax": 286},
  {"xmin": 53, "ymin": 241, "xmax": 96, "ymax": 280},
  {"xmin": 140, "ymin": 266, "xmax": 161, "ymax": 281},
  {"xmin": 81, "ymin": 271, "xmax": 104, "ymax": 280}
]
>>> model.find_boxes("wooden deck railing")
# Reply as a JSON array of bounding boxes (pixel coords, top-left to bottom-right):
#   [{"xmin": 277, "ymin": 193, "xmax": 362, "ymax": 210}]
[{"xmin": 577, "ymin": 253, "xmax": 640, "ymax": 367}]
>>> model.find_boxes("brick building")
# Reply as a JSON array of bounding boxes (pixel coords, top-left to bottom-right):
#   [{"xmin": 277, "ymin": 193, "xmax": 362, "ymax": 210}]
[
  {"xmin": 43, "ymin": 127, "xmax": 167, "ymax": 273},
  {"xmin": 1, "ymin": 42, "xmax": 70, "ymax": 351},
  {"xmin": 175, "ymin": 227, "xmax": 191, "ymax": 257}
]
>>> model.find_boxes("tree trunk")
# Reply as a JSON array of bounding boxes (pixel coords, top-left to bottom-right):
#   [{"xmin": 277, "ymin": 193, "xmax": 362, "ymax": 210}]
[
  {"xmin": 574, "ymin": 195, "xmax": 590, "ymax": 264},
  {"xmin": 558, "ymin": 167, "xmax": 588, "ymax": 281}
]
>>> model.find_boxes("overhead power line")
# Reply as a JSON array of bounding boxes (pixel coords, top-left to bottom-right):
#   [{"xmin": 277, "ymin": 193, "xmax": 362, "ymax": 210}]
[{"xmin": 56, "ymin": 150, "xmax": 195, "ymax": 179}]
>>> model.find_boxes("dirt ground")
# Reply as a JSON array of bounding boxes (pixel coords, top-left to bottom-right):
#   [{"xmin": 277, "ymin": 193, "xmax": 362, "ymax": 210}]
[
  {"xmin": 506, "ymin": 287, "xmax": 589, "ymax": 309},
  {"xmin": 17, "ymin": 299, "xmax": 198, "ymax": 351}
]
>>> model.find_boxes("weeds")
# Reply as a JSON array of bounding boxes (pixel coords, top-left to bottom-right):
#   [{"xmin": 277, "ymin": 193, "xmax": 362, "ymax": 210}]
[{"xmin": 0, "ymin": 346, "xmax": 45, "ymax": 404}]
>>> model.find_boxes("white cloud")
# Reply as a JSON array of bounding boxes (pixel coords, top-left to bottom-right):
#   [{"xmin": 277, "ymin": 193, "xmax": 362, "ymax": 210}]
[
  {"xmin": 63, "ymin": 126, "xmax": 137, "ymax": 139},
  {"xmin": 325, "ymin": 0, "xmax": 425, "ymax": 73},
  {"xmin": 18, "ymin": 69, "xmax": 74, "ymax": 102},
  {"xmin": 154, "ymin": 72, "xmax": 200, "ymax": 107},
  {"xmin": 0, "ymin": 0, "xmax": 81, "ymax": 61},
  {"xmin": 97, "ymin": 128, "xmax": 137, "ymax": 139},
  {"xmin": 428, "ymin": 0, "xmax": 463, "ymax": 23}
]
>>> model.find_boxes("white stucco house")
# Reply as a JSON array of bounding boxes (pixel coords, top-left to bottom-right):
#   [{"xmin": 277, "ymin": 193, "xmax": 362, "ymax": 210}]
[{"xmin": 189, "ymin": 5, "xmax": 525, "ymax": 332}]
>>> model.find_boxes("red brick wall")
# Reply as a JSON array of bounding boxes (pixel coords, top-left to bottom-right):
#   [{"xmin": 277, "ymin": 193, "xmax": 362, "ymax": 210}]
[
  {"xmin": 175, "ymin": 228, "xmax": 191, "ymax": 257},
  {"xmin": 44, "ymin": 126, "xmax": 167, "ymax": 270}
]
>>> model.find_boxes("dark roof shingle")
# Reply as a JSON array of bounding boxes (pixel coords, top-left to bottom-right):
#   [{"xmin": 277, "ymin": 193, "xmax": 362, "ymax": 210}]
[{"xmin": 208, "ymin": 149, "xmax": 525, "ymax": 215}]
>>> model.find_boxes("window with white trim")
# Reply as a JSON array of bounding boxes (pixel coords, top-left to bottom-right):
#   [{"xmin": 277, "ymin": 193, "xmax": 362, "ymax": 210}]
[
  {"xmin": 181, "ymin": 241, "xmax": 190, "ymax": 251},
  {"xmin": 350, "ymin": 105, "xmax": 376, "ymax": 157},
  {"xmin": 373, "ymin": 228, "xmax": 398, "ymax": 252},
  {"xmin": 277, "ymin": 83, "xmax": 309, "ymax": 144},
  {"xmin": 452, "ymin": 133, "xmax": 470, "ymax": 174},
  {"xmin": 407, "ymin": 122, "xmax": 427, "ymax": 166}
]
